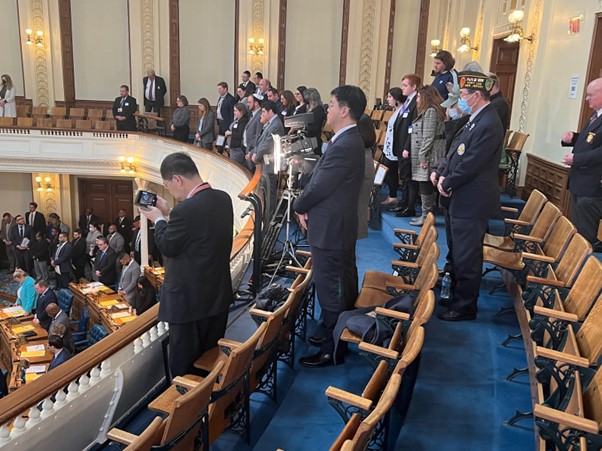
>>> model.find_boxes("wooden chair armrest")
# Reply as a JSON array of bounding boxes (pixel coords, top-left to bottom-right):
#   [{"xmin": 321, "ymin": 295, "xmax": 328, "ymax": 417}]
[
  {"xmin": 249, "ymin": 308, "xmax": 273, "ymax": 318},
  {"xmin": 107, "ymin": 428, "xmax": 138, "ymax": 445},
  {"xmin": 522, "ymin": 252, "xmax": 556, "ymax": 263},
  {"xmin": 533, "ymin": 404, "xmax": 599, "ymax": 434},
  {"xmin": 383, "ymin": 280, "xmax": 413, "ymax": 291},
  {"xmin": 501, "ymin": 206, "xmax": 519, "ymax": 213},
  {"xmin": 218, "ymin": 338, "xmax": 242, "ymax": 349},
  {"xmin": 533, "ymin": 305, "xmax": 578, "ymax": 323},
  {"xmin": 512, "ymin": 233, "xmax": 543, "ymax": 243},
  {"xmin": 535, "ymin": 346, "xmax": 590, "ymax": 368},
  {"xmin": 172, "ymin": 376, "xmax": 199, "ymax": 390},
  {"xmin": 325, "ymin": 386, "xmax": 373, "ymax": 411},
  {"xmin": 526, "ymin": 275, "xmax": 566, "ymax": 288},
  {"xmin": 393, "ymin": 228, "xmax": 417, "ymax": 236},
  {"xmin": 505, "ymin": 218, "xmax": 530, "ymax": 226},
  {"xmin": 286, "ymin": 266, "xmax": 309, "ymax": 274},
  {"xmin": 296, "ymin": 250, "xmax": 311, "ymax": 257},
  {"xmin": 390, "ymin": 260, "xmax": 419, "ymax": 269},
  {"xmin": 392, "ymin": 242, "xmax": 419, "ymax": 250},
  {"xmin": 357, "ymin": 342, "xmax": 399, "ymax": 360},
  {"xmin": 374, "ymin": 307, "xmax": 410, "ymax": 321}
]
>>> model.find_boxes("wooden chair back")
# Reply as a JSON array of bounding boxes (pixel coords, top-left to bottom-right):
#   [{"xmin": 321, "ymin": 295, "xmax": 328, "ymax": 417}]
[
  {"xmin": 122, "ymin": 417, "xmax": 165, "ymax": 450},
  {"xmin": 382, "ymin": 110, "xmax": 393, "ymax": 124},
  {"xmin": 583, "ymin": 365, "xmax": 602, "ymax": 431},
  {"xmin": 524, "ymin": 202, "xmax": 562, "ymax": 244},
  {"xmin": 364, "ymin": 108, "xmax": 373, "ymax": 117},
  {"xmin": 76, "ymin": 119, "xmax": 92, "ymax": 130},
  {"xmin": 87, "ymin": 109, "xmax": 104, "ymax": 120},
  {"xmin": 517, "ymin": 189, "xmax": 547, "ymax": 225},
  {"xmin": 51, "ymin": 106, "xmax": 67, "ymax": 118},
  {"xmin": 507, "ymin": 131, "xmax": 530, "ymax": 152},
  {"xmin": 554, "ymin": 234, "xmax": 592, "ymax": 287},
  {"xmin": 17, "ymin": 117, "xmax": 33, "ymax": 127},
  {"xmin": 36, "ymin": 118, "xmax": 53, "ymax": 128},
  {"xmin": 56, "ymin": 118, "xmax": 73, "ymax": 129},
  {"xmin": 0, "ymin": 117, "xmax": 14, "ymax": 126},
  {"xmin": 105, "ymin": 109, "xmax": 114, "ymax": 119},
  {"xmin": 393, "ymin": 325, "xmax": 425, "ymax": 376},
  {"xmin": 376, "ymin": 128, "xmax": 386, "ymax": 147},
  {"xmin": 575, "ymin": 293, "xmax": 602, "ymax": 364},
  {"xmin": 370, "ymin": 110, "xmax": 384, "ymax": 122},
  {"xmin": 96, "ymin": 120, "xmax": 111, "ymax": 130},
  {"xmin": 412, "ymin": 290, "xmax": 435, "ymax": 326},
  {"xmin": 32, "ymin": 106, "xmax": 48, "ymax": 117},
  {"xmin": 411, "ymin": 228, "xmax": 438, "ymax": 268},
  {"xmin": 415, "ymin": 261, "xmax": 439, "ymax": 292},
  {"xmin": 359, "ymin": 360, "xmax": 390, "ymax": 403},
  {"xmin": 541, "ymin": 216, "xmax": 576, "ymax": 261},
  {"xmin": 16, "ymin": 104, "xmax": 31, "ymax": 117},
  {"xmin": 562, "ymin": 257, "xmax": 602, "ymax": 320}
]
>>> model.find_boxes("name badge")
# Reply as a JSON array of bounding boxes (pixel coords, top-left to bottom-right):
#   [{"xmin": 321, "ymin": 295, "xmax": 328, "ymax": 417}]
[
  {"xmin": 234, "ymin": 123, "xmax": 238, "ymax": 129},
  {"xmin": 117, "ymin": 108, "xmax": 123, "ymax": 113},
  {"xmin": 402, "ymin": 112, "xmax": 409, "ymax": 118},
  {"xmin": 587, "ymin": 132, "xmax": 596, "ymax": 143},
  {"xmin": 125, "ymin": 103, "xmax": 129, "ymax": 106},
  {"xmin": 408, "ymin": 126, "xmax": 412, "ymax": 134},
  {"xmin": 457, "ymin": 143, "xmax": 466, "ymax": 155}
]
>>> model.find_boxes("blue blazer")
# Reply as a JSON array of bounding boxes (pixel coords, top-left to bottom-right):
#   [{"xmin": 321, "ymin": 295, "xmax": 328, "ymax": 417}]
[
  {"xmin": 17, "ymin": 276, "xmax": 37, "ymax": 314},
  {"xmin": 49, "ymin": 348, "xmax": 72, "ymax": 371},
  {"xmin": 562, "ymin": 114, "xmax": 602, "ymax": 197}
]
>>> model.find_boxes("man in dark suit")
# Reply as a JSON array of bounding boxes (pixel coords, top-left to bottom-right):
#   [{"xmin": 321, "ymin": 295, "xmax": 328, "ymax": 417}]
[
  {"xmin": 71, "ymin": 229, "xmax": 87, "ymax": 281},
  {"xmin": 437, "ymin": 72, "xmax": 504, "ymax": 321},
  {"xmin": 48, "ymin": 335, "xmax": 72, "ymax": 370},
  {"xmin": 112, "ymin": 84, "xmax": 138, "ymax": 131},
  {"xmin": 33, "ymin": 279, "xmax": 57, "ymax": 331},
  {"xmin": 250, "ymin": 100, "xmax": 286, "ymax": 219},
  {"xmin": 391, "ymin": 74, "xmax": 420, "ymax": 217},
  {"xmin": 25, "ymin": 202, "xmax": 46, "ymax": 237},
  {"xmin": 240, "ymin": 70, "xmax": 256, "ymax": 94},
  {"xmin": 293, "ymin": 85, "xmax": 367, "ymax": 367},
  {"xmin": 243, "ymin": 93, "xmax": 264, "ymax": 172},
  {"xmin": 51, "ymin": 232, "xmax": 73, "ymax": 289},
  {"xmin": 10, "ymin": 215, "xmax": 33, "ymax": 274},
  {"xmin": 561, "ymin": 77, "xmax": 602, "ymax": 250},
  {"xmin": 78, "ymin": 208, "xmax": 99, "ymax": 238},
  {"xmin": 488, "ymin": 72, "xmax": 510, "ymax": 131},
  {"xmin": 47, "ymin": 303, "xmax": 74, "ymax": 354},
  {"xmin": 140, "ymin": 152, "xmax": 233, "ymax": 377},
  {"xmin": 216, "ymin": 81, "xmax": 236, "ymax": 136},
  {"xmin": 143, "ymin": 69, "xmax": 167, "ymax": 115},
  {"xmin": 1, "ymin": 212, "xmax": 16, "ymax": 272},
  {"xmin": 114, "ymin": 209, "xmax": 132, "ymax": 248},
  {"xmin": 93, "ymin": 236, "xmax": 117, "ymax": 287}
]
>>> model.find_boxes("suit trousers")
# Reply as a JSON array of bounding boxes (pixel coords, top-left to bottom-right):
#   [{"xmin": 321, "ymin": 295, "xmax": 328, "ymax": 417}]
[
  {"xmin": 4, "ymin": 245, "xmax": 16, "ymax": 271},
  {"xmin": 571, "ymin": 195, "xmax": 602, "ymax": 245},
  {"xmin": 311, "ymin": 246, "xmax": 358, "ymax": 356},
  {"xmin": 167, "ymin": 309, "xmax": 229, "ymax": 377},
  {"xmin": 16, "ymin": 250, "xmax": 32, "ymax": 274},
  {"xmin": 449, "ymin": 216, "xmax": 488, "ymax": 315}
]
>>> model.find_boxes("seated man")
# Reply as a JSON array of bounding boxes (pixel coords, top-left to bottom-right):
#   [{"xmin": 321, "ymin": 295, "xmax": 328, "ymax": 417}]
[
  {"xmin": 48, "ymin": 334, "xmax": 72, "ymax": 370},
  {"xmin": 46, "ymin": 303, "xmax": 75, "ymax": 354}
]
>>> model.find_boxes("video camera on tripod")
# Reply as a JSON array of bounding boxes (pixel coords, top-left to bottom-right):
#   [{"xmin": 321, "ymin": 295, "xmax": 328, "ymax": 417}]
[{"xmin": 271, "ymin": 112, "xmax": 319, "ymax": 176}]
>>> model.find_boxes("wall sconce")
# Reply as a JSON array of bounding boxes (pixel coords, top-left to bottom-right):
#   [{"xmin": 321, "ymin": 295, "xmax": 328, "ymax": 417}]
[
  {"xmin": 248, "ymin": 37, "xmax": 265, "ymax": 55},
  {"xmin": 119, "ymin": 156, "xmax": 136, "ymax": 174},
  {"xmin": 504, "ymin": 9, "xmax": 534, "ymax": 43},
  {"xmin": 25, "ymin": 28, "xmax": 43, "ymax": 47},
  {"xmin": 35, "ymin": 176, "xmax": 53, "ymax": 192},
  {"xmin": 457, "ymin": 27, "xmax": 478, "ymax": 53},
  {"xmin": 430, "ymin": 39, "xmax": 441, "ymax": 57}
]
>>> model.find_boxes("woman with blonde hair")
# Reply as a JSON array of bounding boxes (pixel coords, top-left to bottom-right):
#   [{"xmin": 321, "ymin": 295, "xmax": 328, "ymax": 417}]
[
  {"xmin": 409, "ymin": 85, "xmax": 446, "ymax": 226},
  {"xmin": 0, "ymin": 74, "xmax": 16, "ymax": 117},
  {"xmin": 13, "ymin": 269, "xmax": 36, "ymax": 314}
]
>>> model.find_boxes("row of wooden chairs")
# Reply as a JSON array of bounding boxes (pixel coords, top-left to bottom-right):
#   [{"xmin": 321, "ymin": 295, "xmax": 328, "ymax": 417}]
[
  {"xmin": 0, "ymin": 116, "xmax": 117, "ymax": 131},
  {"xmin": 108, "ymin": 255, "xmax": 315, "ymax": 449}
]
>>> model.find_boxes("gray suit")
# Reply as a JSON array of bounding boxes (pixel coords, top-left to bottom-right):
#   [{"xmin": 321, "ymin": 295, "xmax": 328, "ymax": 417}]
[
  {"xmin": 118, "ymin": 259, "xmax": 140, "ymax": 304},
  {"xmin": 252, "ymin": 115, "xmax": 285, "ymax": 175},
  {"xmin": 0, "ymin": 218, "xmax": 16, "ymax": 271},
  {"xmin": 244, "ymin": 109, "xmax": 263, "ymax": 155},
  {"xmin": 108, "ymin": 232, "xmax": 125, "ymax": 254},
  {"xmin": 50, "ymin": 310, "xmax": 75, "ymax": 354}
]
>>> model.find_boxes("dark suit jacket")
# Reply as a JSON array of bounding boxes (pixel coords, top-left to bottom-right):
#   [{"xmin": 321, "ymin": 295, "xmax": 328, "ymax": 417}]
[
  {"xmin": 48, "ymin": 348, "xmax": 71, "ymax": 371},
  {"xmin": 306, "ymin": 105, "xmax": 327, "ymax": 153},
  {"xmin": 294, "ymin": 126, "xmax": 365, "ymax": 250},
  {"xmin": 240, "ymin": 80, "xmax": 256, "ymax": 94},
  {"xmin": 394, "ymin": 96, "xmax": 418, "ymax": 178},
  {"xmin": 71, "ymin": 236, "xmax": 87, "ymax": 271},
  {"xmin": 197, "ymin": 111, "xmax": 216, "ymax": 148},
  {"xmin": 95, "ymin": 247, "xmax": 117, "ymax": 286},
  {"xmin": 228, "ymin": 116, "xmax": 249, "ymax": 149},
  {"xmin": 36, "ymin": 288, "xmax": 57, "ymax": 331},
  {"xmin": 78, "ymin": 213, "xmax": 100, "ymax": 236},
  {"xmin": 490, "ymin": 92, "xmax": 510, "ymax": 131},
  {"xmin": 442, "ymin": 103, "xmax": 504, "ymax": 219},
  {"xmin": 143, "ymin": 75, "xmax": 167, "ymax": 110},
  {"xmin": 562, "ymin": 114, "xmax": 602, "ymax": 197},
  {"xmin": 53, "ymin": 241, "xmax": 73, "ymax": 275},
  {"xmin": 10, "ymin": 224, "xmax": 33, "ymax": 249},
  {"xmin": 252, "ymin": 116, "xmax": 286, "ymax": 173},
  {"xmin": 112, "ymin": 95, "xmax": 138, "ymax": 131},
  {"xmin": 114, "ymin": 217, "xmax": 132, "ymax": 244},
  {"xmin": 217, "ymin": 93, "xmax": 236, "ymax": 135},
  {"xmin": 50, "ymin": 310, "xmax": 74, "ymax": 354},
  {"xmin": 25, "ymin": 211, "xmax": 46, "ymax": 237},
  {"xmin": 153, "ymin": 186, "xmax": 233, "ymax": 323}
]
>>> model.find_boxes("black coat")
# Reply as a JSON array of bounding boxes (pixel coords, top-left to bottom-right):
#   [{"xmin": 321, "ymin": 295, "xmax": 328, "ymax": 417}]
[
  {"xmin": 25, "ymin": 211, "xmax": 46, "ymax": 237},
  {"xmin": 35, "ymin": 288, "xmax": 57, "ymax": 331},
  {"xmin": 112, "ymin": 95, "xmax": 138, "ymax": 131},
  {"xmin": 217, "ymin": 93, "xmax": 236, "ymax": 135},
  {"xmin": 143, "ymin": 75, "xmax": 167, "ymax": 110},
  {"xmin": 228, "ymin": 116, "xmax": 249, "ymax": 149},
  {"xmin": 394, "ymin": 96, "xmax": 418, "ymax": 179},
  {"xmin": 94, "ymin": 246, "xmax": 117, "ymax": 286}
]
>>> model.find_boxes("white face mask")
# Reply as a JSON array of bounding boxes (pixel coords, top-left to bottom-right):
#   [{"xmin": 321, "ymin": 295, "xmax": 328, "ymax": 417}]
[{"xmin": 89, "ymin": 227, "xmax": 95, "ymax": 232}]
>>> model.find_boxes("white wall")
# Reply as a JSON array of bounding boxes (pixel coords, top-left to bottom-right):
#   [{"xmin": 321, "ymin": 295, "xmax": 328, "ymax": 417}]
[
  {"xmin": 0, "ymin": 0, "xmax": 25, "ymax": 96},
  {"xmin": 0, "ymin": 173, "xmax": 33, "ymax": 217},
  {"xmin": 72, "ymin": 0, "xmax": 130, "ymax": 99},
  {"xmin": 179, "ymin": 0, "xmax": 236, "ymax": 103}
]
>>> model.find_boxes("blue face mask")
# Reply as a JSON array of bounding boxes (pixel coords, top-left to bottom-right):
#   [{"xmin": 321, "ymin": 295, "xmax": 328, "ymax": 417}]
[
  {"xmin": 448, "ymin": 107, "xmax": 462, "ymax": 120},
  {"xmin": 457, "ymin": 93, "xmax": 475, "ymax": 114}
]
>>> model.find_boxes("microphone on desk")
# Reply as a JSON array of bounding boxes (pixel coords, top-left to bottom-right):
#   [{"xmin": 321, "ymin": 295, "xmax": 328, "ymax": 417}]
[{"xmin": 240, "ymin": 205, "xmax": 254, "ymax": 218}]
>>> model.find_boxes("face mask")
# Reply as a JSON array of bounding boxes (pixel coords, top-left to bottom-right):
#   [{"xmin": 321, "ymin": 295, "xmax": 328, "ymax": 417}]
[
  {"xmin": 89, "ymin": 227, "xmax": 94, "ymax": 232},
  {"xmin": 448, "ymin": 107, "xmax": 462, "ymax": 120},
  {"xmin": 457, "ymin": 93, "xmax": 475, "ymax": 115}
]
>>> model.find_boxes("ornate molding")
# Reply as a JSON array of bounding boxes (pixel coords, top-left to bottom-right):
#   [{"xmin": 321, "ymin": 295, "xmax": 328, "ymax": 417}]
[
  {"xmin": 251, "ymin": 0, "xmax": 264, "ymax": 75},
  {"xmin": 339, "ymin": 0, "xmax": 350, "ymax": 86},
  {"xmin": 359, "ymin": 0, "xmax": 376, "ymax": 98},
  {"xmin": 142, "ymin": 0, "xmax": 154, "ymax": 71},
  {"xmin": 32, "ymin": 0, "xmax": 49, "ymax": 107},
  {"xmin": 518, "ymin": 0, "xmax": 542, "ymax": 132},
  {"xmin": 473, "ymin": 0, "xmax": 485, "ymax": 59}
]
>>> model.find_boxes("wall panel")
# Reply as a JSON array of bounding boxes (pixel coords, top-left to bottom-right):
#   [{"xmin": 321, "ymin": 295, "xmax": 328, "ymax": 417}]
[
  {"xmin": 0, "ymin": 0, "xmax": 25, "ymax": 95},
  {"xmin": 0, "ymin": 173, "xmax": 32, "ymax": 217},
  {"xmin": 284, "ymin": 0, "xmax": 343, "ymax": 100},
  {"xmin": 179, "ymin": 0, "xmax": 235, "ymax": 102},
  {"xmin": 72, "ymin": 0, "xmax": 130, "ymax": 100}
]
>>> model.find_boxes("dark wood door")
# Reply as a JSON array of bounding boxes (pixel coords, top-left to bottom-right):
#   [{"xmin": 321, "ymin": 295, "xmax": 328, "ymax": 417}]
[
  {"xmin": 78, "ymin": 178, "xmax": 134, "ymax": 226},
  {"xmin": 490, "ymin": 38, "xmax": 520, "ymax": 124},
  {"xmin": 580, "ymin": 13, "xmax": 602, "ymax": 129}
]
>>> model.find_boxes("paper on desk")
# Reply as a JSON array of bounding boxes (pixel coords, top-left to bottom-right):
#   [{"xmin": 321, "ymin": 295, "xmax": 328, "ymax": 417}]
[
  {"xmin": 21, "ymin": 350, "xmax": 46, "ymax": 358},
  {"xmin": 25, "ymin": 373, "xmax": 42, "ymax": 382},
  {"xmin": 2, "ymin": 306, "xmax": 26, "ymax": 317},
  {"xmin": 12, "ymin": 325, "xmax": 35, "ymax": 334},
  {"xmin": 25, "ymin": 365, "xmax": 46, "ymax": 374},
  {"xmin": 99, "ymin": 299, "xmax": 119, "ymax": 307},
  {"xmin": 114, "ymin": 303, "xmax": 129, "ymax": 309},
  {"xmin": 111, "ymin": 311, "xmax": 131, "ymax": 319},
  {"xmin": 116, "ymin": 315, "xmax": 136, "ymax": 324},
  {"xmin": 26, "ymin": 344, "xmax": 45, "ymax": 352}
]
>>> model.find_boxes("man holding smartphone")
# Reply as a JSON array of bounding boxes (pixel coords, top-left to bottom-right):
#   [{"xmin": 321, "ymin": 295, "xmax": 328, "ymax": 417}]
[{"xmin": 139, "ymin": 152, "xmax": 234, "ymax": 377}]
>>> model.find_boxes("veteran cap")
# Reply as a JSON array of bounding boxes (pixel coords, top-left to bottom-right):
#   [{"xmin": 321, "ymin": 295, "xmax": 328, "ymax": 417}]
[
  {"xmin": 458, "ymin": 71, "xmax": 494, "ymax": 92},
  {"xmin": 441, "ymin": 82, "xmax": 460, "ymax": 108}
]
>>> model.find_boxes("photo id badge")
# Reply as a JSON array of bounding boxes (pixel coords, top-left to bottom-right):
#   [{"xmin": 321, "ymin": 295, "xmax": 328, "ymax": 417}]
[{"xmin": 117, "ymin": 108, "xmax": 123, "ymax": 113}]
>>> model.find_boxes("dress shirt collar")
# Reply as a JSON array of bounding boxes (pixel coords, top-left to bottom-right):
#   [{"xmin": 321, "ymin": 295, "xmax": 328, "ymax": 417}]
[
  {"xmin": 331, "ymin": 124, "xmax": 357, "ymax": 143},
  {"xmin": 469, "ymin": 102, "xmax": 489, "ymax": 122}
]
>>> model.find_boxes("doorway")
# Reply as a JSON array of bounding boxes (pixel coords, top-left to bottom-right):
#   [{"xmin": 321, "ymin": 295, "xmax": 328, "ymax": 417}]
[
  {"xmin": 489, "ymin": 38, "xmax": 520, "ymax": 125},
  {"xmin": 78, "ymin": 178, "xmax": 134, "ymax": 228}
]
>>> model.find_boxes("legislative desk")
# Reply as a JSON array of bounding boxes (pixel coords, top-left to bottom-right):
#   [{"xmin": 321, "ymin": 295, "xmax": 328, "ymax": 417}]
[{"xmin": 144, "ymin": 266, "xmax": 164, "ymax": 291}]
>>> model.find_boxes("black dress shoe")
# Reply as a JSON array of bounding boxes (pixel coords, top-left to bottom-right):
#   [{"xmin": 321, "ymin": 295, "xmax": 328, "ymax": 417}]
[
  {"xmin": 438, "ymin": 298, "xmax": 452, "ymax": 308},
  {"xmin": 437, "ymin": 310, "xmax": 477, "ymax": 322},
  {"xmin": 388, "ymin": 205, "xmax": 406, "ymax": 213},
  {"xmin": 300, "ymin": 351, "xmax": 341, "ymax": 368},
  {"xmin": 394, "ymin": 208, "xmax": 416, "ymax": 218},
  {"xmin": 307, "ymin": 336, "xmax": 327, "ymax": 347}
]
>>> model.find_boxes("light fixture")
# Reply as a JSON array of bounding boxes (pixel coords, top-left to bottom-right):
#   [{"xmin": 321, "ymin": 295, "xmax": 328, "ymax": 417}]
[
  {"xmin": 35, "ymin": 176, "xmax": 53, "ymax": 192},
  {"xmin": 430, "ymin": 39, "xmax": 441, "ymax": 57},
  {"xmin": 248, "ymin": 37, "xmax": 265, "ymax": 55},
  {"xmin": 119, "ymin": 156, "xmax": 136, "ymax": 174},
  {"xmin": 457, "ymin": 27, "xmax": 478, "ymax": 53},
  {"xmin": 25, "ymin": 28, "xmax": 43, "ymax": 47},
  {"xmin": 504, "ymin": 9, "xmax": 534, "ymax": 43}
]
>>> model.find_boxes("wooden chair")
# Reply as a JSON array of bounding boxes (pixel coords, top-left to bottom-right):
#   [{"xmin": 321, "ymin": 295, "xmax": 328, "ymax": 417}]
[
  {"xmin": 16, "ymin": 104, "xmax": 31, "ymax": 117},
  {"xmin": 392, "ymin": 212, "xmax": 436, "ymax": 262},
  {"xmin": 69, "ymin": 107, "xmax": 85, "ymax": 120},
  {"xmin": 108, "ymin": 360, "xmax": 224, "ymax": 451},
  {"xmin": 95, "ymin": 120, "xmax": 111, "ymax": 130},
  {"xmin": 75, "ymin": 119, "xmax": 92, "ymax": 130},
  {"xmin": 0, "ymin": 117, "xmax": 14, "ymax": 126},
  {"xmin": 503, "ymin": 131, "xmax": 530, "ymax": 197},
  {"xmin": 370, "ymin": 110, "xmax": 384, "ymax": 122},
  {"xmin": 50, "ymin": 106, "xmax": 68, "ymax": 125},
  {"xmin": 16, "ymin": 117, "xmax": 33, "ymax": 127},
  {"xmin": 500, "ymin": 189, "xmax": 547, "ymax": 236},
  {"xmin": 31, "ymin": 105, "xmax": 48, "ymax": 119},
  {"xmin": 87, "ymin": 109, "xmax": 104, "ymax": 122},
  {"xmin": 36, "ymin": 117, "xmax": 53, "ymax": 128},
  {"xmin": 382, "ymin": 110, "xmax": 393, "ymax": 125},
  {"xmin": 390, "ymin": 226, "xmax": 438, "ymax": 282},
  {"xmin": 56, "ymin": 118, "xmax": 73, "ymax": 129},
  {"xmin": 484, "ymin": 201, "xmax": 561, "ymax": 252},
  {"xmin": 330, "ymin": 373, "xmax": 402, "ymax": 451}
]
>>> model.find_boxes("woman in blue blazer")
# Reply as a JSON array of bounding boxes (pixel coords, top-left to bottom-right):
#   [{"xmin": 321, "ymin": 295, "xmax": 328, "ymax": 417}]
[{"xmin": 13, "ymin": 269, "xmax": 37, "ymax": 314}]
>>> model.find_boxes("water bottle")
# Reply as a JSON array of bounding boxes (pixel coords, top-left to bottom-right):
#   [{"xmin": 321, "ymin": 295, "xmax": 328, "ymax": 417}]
[{"xmin": 441, "ymin": 272, "xmax": 452, "ymax": 300}]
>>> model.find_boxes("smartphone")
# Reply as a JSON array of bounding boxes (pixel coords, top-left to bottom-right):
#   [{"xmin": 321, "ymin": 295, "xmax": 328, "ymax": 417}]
[{"xmin": 134, "ymin": 190, "xmax": 158, "ymax": 207}]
